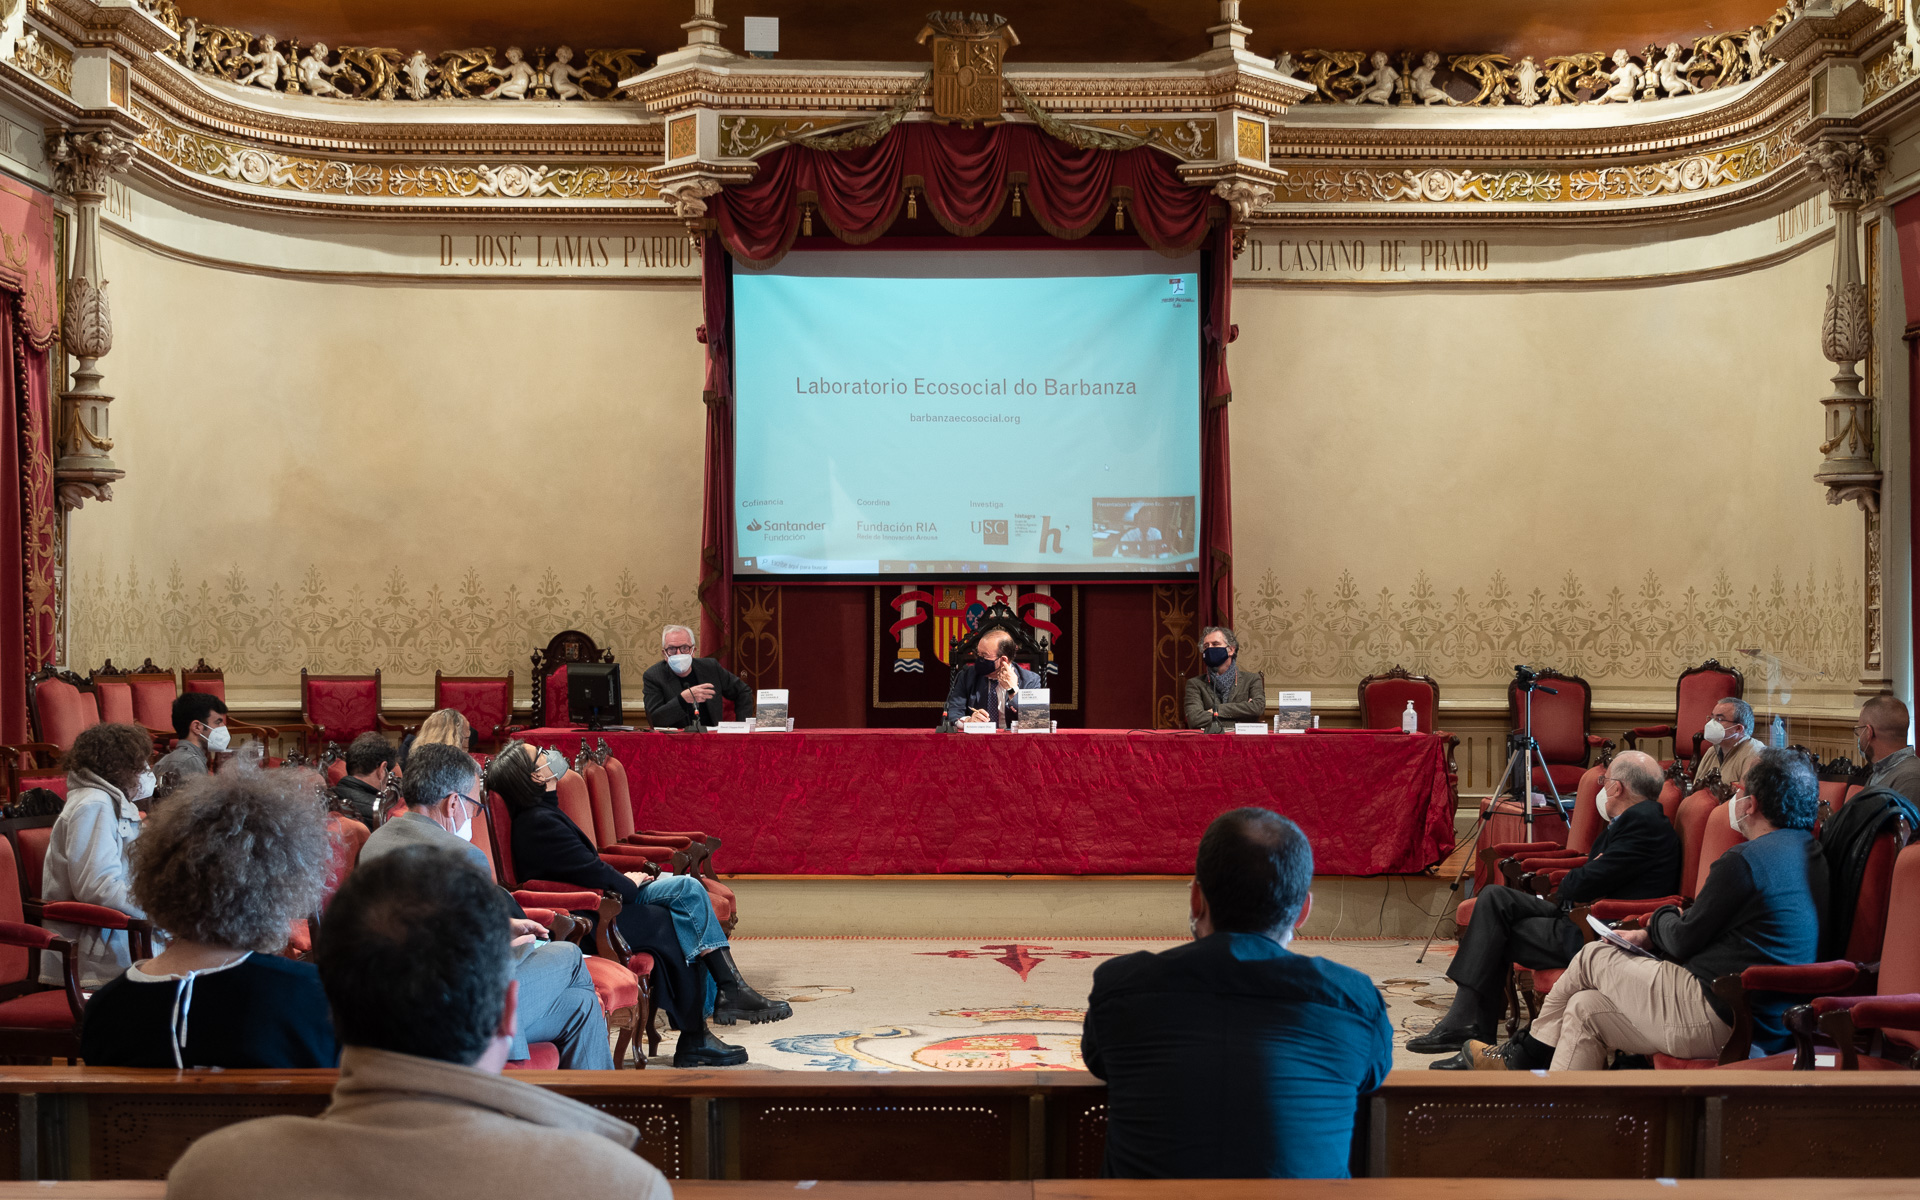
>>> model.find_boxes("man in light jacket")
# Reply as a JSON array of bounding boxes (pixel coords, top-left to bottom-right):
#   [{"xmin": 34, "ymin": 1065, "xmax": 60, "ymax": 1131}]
[
  {"xmin": 165, "ymin": 845, "xmax": 669, "ymax": 1199},
  {"xmin": 41, "ymin": 723, "xmax": 156, "ymax": 989}
]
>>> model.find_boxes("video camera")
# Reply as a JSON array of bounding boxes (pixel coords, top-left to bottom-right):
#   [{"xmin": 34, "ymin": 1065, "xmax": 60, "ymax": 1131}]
[{"xmin": 1511, "ymin": 664, "xmax": 1557, "ymax": 694}]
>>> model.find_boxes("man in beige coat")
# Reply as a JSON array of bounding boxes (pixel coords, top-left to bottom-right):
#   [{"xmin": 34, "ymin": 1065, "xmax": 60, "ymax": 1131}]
[{"xmin": 166, "ymin": 845, "xmax": 668, "ymax": 1200}]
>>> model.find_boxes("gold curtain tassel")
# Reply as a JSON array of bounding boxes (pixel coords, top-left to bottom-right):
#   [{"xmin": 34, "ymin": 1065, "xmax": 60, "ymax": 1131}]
[
  {"xmin": 1011, "ymin": 185, "xmax": 1022, "ymax": 217},
  {"xmin": 802, "ymin": 204, "xmax": 813, "ymax": 236},
  {"xmin": 1114, "ymin": 199, "xmax": 1126, "ymax": 231},
  {"xmin": 907, "ymin": 187, "xmax": 917, "ymax": 219}
]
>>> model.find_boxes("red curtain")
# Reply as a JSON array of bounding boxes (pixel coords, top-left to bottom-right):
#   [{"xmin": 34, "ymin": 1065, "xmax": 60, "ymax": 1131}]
[
  {"xmin": 0, "ymin": 180, "xmax": 58, "ymax": 746},
  {"xmin": 696, "ymin": 235, "xmax": 735, "ymax": 660},
  {"xmin": 695, "ymin": 121, "xmax": 1236, "ymax": 674}
]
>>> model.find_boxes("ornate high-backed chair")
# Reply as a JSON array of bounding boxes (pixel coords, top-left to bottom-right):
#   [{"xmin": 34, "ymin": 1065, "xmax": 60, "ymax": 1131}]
[
  {"xmin": 299, "ymin": 668, "xmax": 404, "ymax": 746},
  {"xmin": 1359, "ymin": 664, "xmax": 1458, "ymax": 800},
  {"xmin": 433, "ymin": 671, "xmax": 515, "ymax": 751},
  {"xmin": 530, "ymin": 631, "xmax": 615, "ymax": 729},
  {"xmin": 89, "ymin": 661, "xmax": 170, "ymax": 750},
  {"xmin": 1620, "ymin": 658, "xmax": 1744, "ymax": 776},
  {"xmin": 125, "ymin": 660, "xmax": 181, "ymax": 741},
  {"xmin": 25, "ymin": 667, "xmax": 99, "ymax": 764},
  {"xmin": 1505, "ymin": 668, "xmax": 1606, "ymax": 799},
  {"xmin": 947, "ymin": 603, "xmax": 1049, "ymax": 703},
  {"xmin": 181, "ymin": 659, "xmax": 308, "ymax": 753}
]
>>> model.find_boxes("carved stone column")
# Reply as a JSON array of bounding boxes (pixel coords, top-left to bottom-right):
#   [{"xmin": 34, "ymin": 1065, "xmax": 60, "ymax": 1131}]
[
  {"xmin": 47, "ymin": 129, "xmax": 134, "ymax": 512},
  {"xmin": 1803, "ymin": 134, "xmax": 1885, "ymax": 512}
]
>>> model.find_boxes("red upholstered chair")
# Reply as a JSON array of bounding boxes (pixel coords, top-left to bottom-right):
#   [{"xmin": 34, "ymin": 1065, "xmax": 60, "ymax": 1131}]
[
  {"xmin": 528, "ymin": 631, "xmax": 618, "ymax": 731},
  {"xmin": 434, "ymin": 671, "xmax": 515, "ymax": 752},
  {"xmin": 600, "ymin": 745, "xmax": 722, "ymax": 862},
  {"xmin": 1620, "ymin": 659, "xmax": 1743, "ymax": 776},
  {"xmin": 25, "ymin": 667, "xmax": 99, "ymax": 764},
  {"xmin": 487, "ymin": 791, "xmax": 521, "ymax": 887},
  {"xmin": 300, "ymin": 669, "xmax": 403, "ymax": 747},
  {"xmin": 1506, "ymin": 669, "xmax": 1607, "ymax": 799},
  {"xmin": 1470, "ymin": 763, "xmax": 1601, "ymax": 897},
  {"xmin": 181, "ymin": 660, "xmax": 308, "ymax": 754},
  {"xmin": 126, "ymin": 660, "xmax": 180, "ymax": 741},
  {"xmin": 1358, "ymin": 665, "xmax": 1459, "ymax": 799},
  {"xmin": 1, "ymin": 815, "xmax": 59, "ymax": 911}
]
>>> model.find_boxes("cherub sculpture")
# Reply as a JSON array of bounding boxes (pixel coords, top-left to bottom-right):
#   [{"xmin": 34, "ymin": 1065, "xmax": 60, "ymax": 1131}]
[
  {"xmin": 296, "ymin": 42, "xmax": 345, "ymax": 96},
  {"xmin": 401, "ymin": 50, "xmax": 432, "ymax": 99},
  {"xmin": 1346, "ymin": 51, "xmax": 1399, "ymax": 105},
  {"xmin": 481, "ymin": 45, "xmax": 537, "ymax": 99},
  {"xmin": 547, "ymin": 45, "xmax": 585, "ymax": 99},
  {"xmin": 1653, "ymin": 43, "xmax": 1697, "ymax": 98},
  {"xmin": 1412, "ymin": 51, "xmax": 1454, "ymax": 105},
  {"xmin": 235, "ymin": 34, "xmax": 287, "ymax": 90},
  {"xmin": 1592, "ymin": 49, "xmax": 1642, "ymax": 104}
]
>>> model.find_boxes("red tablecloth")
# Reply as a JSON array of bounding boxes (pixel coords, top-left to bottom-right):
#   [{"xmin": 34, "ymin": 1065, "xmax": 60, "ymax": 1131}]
[{"xmin": 516, "ymin": 728, "xmax": 1456, "ymax": 877}]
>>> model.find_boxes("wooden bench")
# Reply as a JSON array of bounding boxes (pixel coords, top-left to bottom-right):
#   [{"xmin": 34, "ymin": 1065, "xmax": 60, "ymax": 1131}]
[{"xmin": 0, "ymin": 1068, "xmax": 1915, "ymax": 1182}]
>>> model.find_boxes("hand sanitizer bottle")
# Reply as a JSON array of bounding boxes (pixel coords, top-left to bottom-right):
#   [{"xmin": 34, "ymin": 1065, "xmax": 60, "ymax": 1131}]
[
  {"xmin": 1401, "ymin": 700, "xmax": 1419, "ymax": 733},
  {"xmin": 1770, "ymin": 714, "xmax": 1786, "ymax": 749}
]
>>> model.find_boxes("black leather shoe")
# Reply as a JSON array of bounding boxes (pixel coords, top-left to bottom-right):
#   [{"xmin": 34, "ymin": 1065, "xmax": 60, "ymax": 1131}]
[
  {"xmin": 712, "ymin": 983, "xmax": 793, "ymax": 1025},
  {"xmin": 673, "ymin": 1029, "xmax": 748, "ymax": 1068},
  {"xmin": 1430, "ymin": 1039, "xmax": 1526, "ymax": 1071},
  {"xmin": 1406, "ymin": 1025, "xmax": 1484, "ymax": 1055}
]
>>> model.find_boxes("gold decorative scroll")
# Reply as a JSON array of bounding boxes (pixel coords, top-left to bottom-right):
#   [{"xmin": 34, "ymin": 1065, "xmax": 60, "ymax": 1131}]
[
  {"xmin": 6, "ymin": 28, "xmax": 71, "ymax": 95},
  {"xmin": 1272, "ymin": 125, "xmax": 1796, "ymax": 205}
]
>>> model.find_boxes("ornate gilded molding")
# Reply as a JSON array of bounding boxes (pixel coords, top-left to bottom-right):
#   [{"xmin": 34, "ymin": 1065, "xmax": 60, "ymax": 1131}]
[
  {"xmin": 1271, "ymin": 6, "xmax": 1791, "ymax": 108},
  {"xmin": 7, "ymin": 26, "xmax": 70, "ymax": 94},
  {"xmin": 1804, "ymin": 133, "xmax": 1884, "ymax": 512}
]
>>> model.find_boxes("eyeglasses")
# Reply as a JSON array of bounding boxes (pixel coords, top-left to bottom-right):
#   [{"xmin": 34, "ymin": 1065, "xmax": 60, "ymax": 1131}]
[{"xmin": 664, "ymin": 644, "xmax": 694, "ymax": 655}]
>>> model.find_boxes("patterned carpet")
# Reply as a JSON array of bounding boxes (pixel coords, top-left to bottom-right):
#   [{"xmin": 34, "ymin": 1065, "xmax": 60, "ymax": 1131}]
[{"xmin": 630, "ymin": 936, "xmax": 1459, "ymax": 1071}]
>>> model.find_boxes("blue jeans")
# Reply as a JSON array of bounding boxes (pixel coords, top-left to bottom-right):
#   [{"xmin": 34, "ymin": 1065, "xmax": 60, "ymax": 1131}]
[{"xmin": 635, "ymin": 873, "xmax": 726, "ymax": 1015}]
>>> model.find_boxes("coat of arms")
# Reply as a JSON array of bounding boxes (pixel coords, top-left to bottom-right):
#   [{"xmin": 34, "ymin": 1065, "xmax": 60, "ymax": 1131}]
[{"xmin": 916, "ymin": 12, "xmax": 1018, "ymax": 125}]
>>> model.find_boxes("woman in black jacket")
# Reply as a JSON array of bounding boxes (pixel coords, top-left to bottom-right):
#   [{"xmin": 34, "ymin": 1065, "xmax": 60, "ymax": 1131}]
[{"xmin": 488, "ymin": 742, "xmax": 788, "ymax": 1067}]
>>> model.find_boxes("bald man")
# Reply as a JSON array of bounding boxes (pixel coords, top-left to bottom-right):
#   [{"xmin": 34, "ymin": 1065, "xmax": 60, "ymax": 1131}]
[
  {"xmin": 1858, "ymin": 692, "xmax": 1920, "ymax": 807},
  {"xmin": 1416, "ymin": 750, "xmax": 1683, "ymax": 1060},
  {"xmin": 945, "ymin": 629, "xmax": 1045, "ymax": 727}
]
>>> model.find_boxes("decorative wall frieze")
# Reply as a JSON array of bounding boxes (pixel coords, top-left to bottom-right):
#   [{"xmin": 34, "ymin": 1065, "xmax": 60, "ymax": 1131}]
[
  {"xmin": 1271, "ymin": 7, "xmax": 1794, "ymax": 111},
  {"xmin": 131, "ymin": 99, "xmax": 664, "ymax": 210},
  {"xmin": 6, "ymin": 26, "xmax": 71, "ymax": 94}
]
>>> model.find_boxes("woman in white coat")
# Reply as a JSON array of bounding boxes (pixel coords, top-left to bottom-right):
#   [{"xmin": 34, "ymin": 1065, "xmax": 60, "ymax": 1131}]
[{"xmin": 40, "ymin": 722, "xmax": 157, "ymax": 989}]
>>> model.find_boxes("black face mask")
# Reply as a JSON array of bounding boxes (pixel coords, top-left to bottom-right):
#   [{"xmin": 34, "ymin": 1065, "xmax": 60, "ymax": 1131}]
[
  {"xmin": 1203, "ymin": 645, "xmax": 1232, "ymax": 668},
  {"xmin": 978, "ymin": 656, "xmax": 1000, "ymax": 675}
]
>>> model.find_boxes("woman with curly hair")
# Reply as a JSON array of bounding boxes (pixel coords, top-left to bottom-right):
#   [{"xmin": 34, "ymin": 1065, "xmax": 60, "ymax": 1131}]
[
  {"xmin": 40, "ymin": 722, "xmax": 159, "ymax": 989},
  {"xmin": 80, "ymin": 768, "xmax": 337, "ymax": 1068}
]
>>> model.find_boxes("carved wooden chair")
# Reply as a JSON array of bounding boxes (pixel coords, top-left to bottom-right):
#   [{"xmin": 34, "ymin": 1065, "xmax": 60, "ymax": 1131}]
[
  {"xmin": 1505, "ymin": 668, "xmax": 1607, "ymax": 800},
  {"xmin": 89, "ymin": 660, "xmax": 171, "ymax": 752},
  {"xmin": 434, "ymin": 670, "xmax": 515, "ymax": 752},
  {"xmin": 23, "ymin": 666, "xmax": 98, "ymax": 767},
  {"xmin": 1620, "ymin": 658, "xmax": 1744, "ymax": 776},
  {"xmin": 299, "ymin": 668, "xmax": 405, "ymax": 747},
  {"xmin": 181, "ymin": 659, "xmax": 310, "ymax": 755},
  {"xmin": 530, "ymin": 631, "xmax": 616, "ymax": 729},
  {"xmin": 125, "ymin": 659, "xmax": 182, "ymax": 746},
  {"xmin": 946, "ymin": 602, "xmax": 1050, "ymax": 718},
  {"xmin": 1358, "ymin": 665, "xmax": 1459, "ymax": 790}
]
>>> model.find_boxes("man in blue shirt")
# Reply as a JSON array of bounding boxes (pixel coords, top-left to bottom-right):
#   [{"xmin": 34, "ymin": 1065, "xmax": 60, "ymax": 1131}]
[{"xmin": 1079, "ymin": 808, "xmax": 1393, "ymax": 1178}]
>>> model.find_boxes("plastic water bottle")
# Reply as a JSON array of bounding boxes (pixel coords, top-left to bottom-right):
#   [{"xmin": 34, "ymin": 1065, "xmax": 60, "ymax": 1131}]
[
  {"xmin": 1770, "ymin": 714, "xmax": 1786, "ymax": 749},
  {"xmin": 1401, "ymin": 700, "xmax": 1418, "ymax": 733}
]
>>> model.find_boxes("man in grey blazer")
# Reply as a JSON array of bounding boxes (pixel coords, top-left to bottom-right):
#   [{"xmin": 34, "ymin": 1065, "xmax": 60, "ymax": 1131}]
[
  {"xmin": 1184, "ymin": 626, "xmax": 1266, "ymax": 733},
  {"xmin": 357, "ymin": 742, "xmax": 613, "ymax": 1068}
]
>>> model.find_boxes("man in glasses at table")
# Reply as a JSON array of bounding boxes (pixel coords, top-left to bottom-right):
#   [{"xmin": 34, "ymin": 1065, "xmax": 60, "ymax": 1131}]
[
  {"xmin": 946, "ymin": 628, "xmax": 1046, "ymax": 727},
  {"xmin": 642, "ymin": 623, "xmax": 755, "ymax": 731}
]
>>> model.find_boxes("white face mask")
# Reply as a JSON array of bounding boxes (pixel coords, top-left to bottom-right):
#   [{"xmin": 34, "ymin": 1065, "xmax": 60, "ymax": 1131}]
[
  {"xmin": 202, "ymin": 723, "xmax": 232, "ymax": 753},
  {"xmin": 667, "ymin": 653, "xmax": 693, "ymax": 675},
  {"xmin": 132, "ymin": 769, "xmax": 156, "ymax": 802},
  {"xmin": 1701, "ymin": 718, "xmax": 1727, "ymax": 746},
  {"xmin": 1729, "ymin": 795, "xmax": 1752, "ymax": 839},
  {"xmin": 455, "ymin": 813, "xmax": 474, "ymax": 842},
  {"xmin": 1595, "ymin": 781, "xmax": 1616, "ymax": 823}
]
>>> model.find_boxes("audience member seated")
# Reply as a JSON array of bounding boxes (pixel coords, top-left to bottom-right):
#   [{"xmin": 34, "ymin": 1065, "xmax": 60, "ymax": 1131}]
[
  {"xmin": 164, "ymin": 846, "xmax": 670, "ymax": 1200},
  {"xmin": 1857, "ymin": 691, "xmax": 1920, "ymax": 806},
  {"xmin": 331, "ymin": 733, "xmax": 394, "ymax": 828},
  {"xmin": 153, "ymin": 692, "xmax": 229, "ymax": 781},
  {"xmin": 946, "ymin": 628, "xmax": 1044, "ymax": 727},
  {"xmin": 361, "ymin": 743, "xmax": 611, "ymax": 1069},
  {"xmin": 400, "ymin": 706, "xmax": 474, "ymax": 767},
  {"xmin": 42, "ymin": 722, "xmax": 157, "ymax": 990},
  {"xmin": 1466, "ymin": 748, "xmax": 1824, "ymax": 1070},
  {"xmin": 1419, "ymin": 750, "xmax": 1681, "ymax": 1059},
  {"xmin": 1692, "ymin": 696, "xmax": 1760, "ymax": 788},
  {"xmin": 642, "ymin": 623, "xmax": 753, "ymax": 730},
  {"xmin": 1080, "ymin": 808, "xmax": 1391, "ymax": 1179},
  {"xmin": 1183, "ymin": 626, "xmax": 1266, "ymax": 732},
  {"xmin": 489, "ymin": 741, "xmax": 788, "ymax": 1066},
  {"xmin": 80, "ymin": 769, "xmax": 337, "ymax": 1068}
]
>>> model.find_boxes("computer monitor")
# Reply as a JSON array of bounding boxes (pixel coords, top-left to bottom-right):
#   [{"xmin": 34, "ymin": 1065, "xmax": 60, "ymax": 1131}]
[{"xmin": 566, "ymin": 662, "xmax": 622, "ymax": 730}]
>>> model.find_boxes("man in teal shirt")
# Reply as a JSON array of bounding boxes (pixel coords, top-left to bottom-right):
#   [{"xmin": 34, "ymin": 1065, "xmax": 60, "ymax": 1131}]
[{"xmin": 1080, "ymin": 808, "xmax": 1393, "ymax": 1178}]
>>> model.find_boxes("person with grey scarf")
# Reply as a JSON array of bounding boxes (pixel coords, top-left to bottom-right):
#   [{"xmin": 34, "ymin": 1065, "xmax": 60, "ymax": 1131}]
[{"xmin": 1182, "ymin": 627, "xmax": 1267, "ymax": 733}]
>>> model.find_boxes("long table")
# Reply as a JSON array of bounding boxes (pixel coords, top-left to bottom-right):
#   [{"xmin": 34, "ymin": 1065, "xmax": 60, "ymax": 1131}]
[{"xmin": 518, "ymin": 728, "xmax": 1455, "ymax": 876}]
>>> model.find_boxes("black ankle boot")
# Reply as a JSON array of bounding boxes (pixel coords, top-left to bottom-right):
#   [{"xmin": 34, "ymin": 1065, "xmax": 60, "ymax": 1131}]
[
  {"xmin": 1406, "ymin": 985, "xmax": 1498, "ymax": 1054},
  {"xmin": 673, "ymin": 1026, "xmax": 747, "ymax": 1068},
  {"xmin": 704, "ymin": 947, "xmax": 793, "ymax": 1025}
]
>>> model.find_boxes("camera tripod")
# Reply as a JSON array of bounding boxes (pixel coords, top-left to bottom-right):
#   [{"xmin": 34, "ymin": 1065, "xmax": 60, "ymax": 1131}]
[{"xmin": 1416, "ymin": 667, "xmax": 1572, "ymax": 963}]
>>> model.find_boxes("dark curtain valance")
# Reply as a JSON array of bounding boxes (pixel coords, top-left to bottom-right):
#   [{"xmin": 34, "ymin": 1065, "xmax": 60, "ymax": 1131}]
[{"xmin": 712, "ymin": 122, "xmax": 1218, "ymax": 270}]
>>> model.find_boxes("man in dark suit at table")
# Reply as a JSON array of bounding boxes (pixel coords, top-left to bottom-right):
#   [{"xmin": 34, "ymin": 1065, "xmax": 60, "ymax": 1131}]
[
  {"xmin": 1417, "ymin": 748, "xmax": 1682, "ymax": 1060},
  {"xmin": 1183, "ymin": 625, "xmax": 1266, "ymax": 732},
  {"xmin": 641, "ymin": 624, "xmax": 754, "ymax": 730},
  {"xmin": 1081, "ymin": 808, "xmax": 1392, "ymax": 1178},
  {"xmin": 945, "ymin": 629, "xmax": 1046, "ymax": 727}
]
